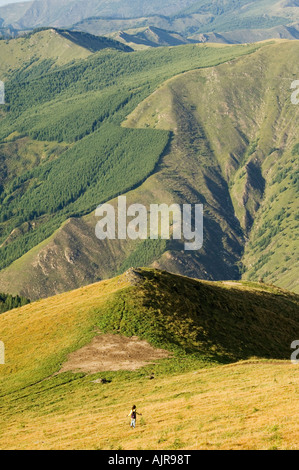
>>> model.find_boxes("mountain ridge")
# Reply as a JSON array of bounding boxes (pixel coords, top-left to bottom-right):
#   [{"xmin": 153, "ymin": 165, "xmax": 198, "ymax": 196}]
[
  {"xmin": 0, "ymin": 35, "xmax": 267, "ymax": 299},
  {"xmin": 0, "ymin": 27, "xmax": 132, "ymax": 76},
  {"xmin": 1, "ymin": 0, "xmax": 299, "ymax": 44},
  {"xmin": 1, "ymin": 267, "xmax": 299, "ymax": 395},
  {"xmin": 1, "ymin": 267, "xmax": 299, "ymax": 449}
]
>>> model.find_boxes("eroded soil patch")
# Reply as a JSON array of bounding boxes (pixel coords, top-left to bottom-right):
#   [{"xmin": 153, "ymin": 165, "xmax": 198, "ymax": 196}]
[{"xmin": 58, "ymin": 334, "xmax": 171, "ymax": 373}]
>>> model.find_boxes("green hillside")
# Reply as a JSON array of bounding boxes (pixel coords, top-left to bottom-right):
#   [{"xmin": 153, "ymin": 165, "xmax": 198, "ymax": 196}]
[
  {"xmin": 0, "ymin": 32, "xmax": 297, "ymax": 299},
  {"xmin": 108, "ymin": 27, "xmax": 194, "ymax": 50},
  {"xmin": 122, "ymin": 40, "xmax": 299, "ymax": 294},
  {"xmin": 0, "ymin": 268, "xmax": 299, "ymax": 449},
  {"xmin": 0, "ymin": 27, "xmax": 132, "ymax": 77},
  {"xmin": 0, "ymin": 29, "xmax": 267, "ymax": 299},
  {"xmin": 190, "ymin": 23, "xmax": 299, "ymax": 44}
]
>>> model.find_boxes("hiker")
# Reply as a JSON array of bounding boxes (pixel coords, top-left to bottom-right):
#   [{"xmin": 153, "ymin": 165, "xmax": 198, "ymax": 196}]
[{"xmin": 128, "ymin": 405, "xmax": 142, "ymax": 429}]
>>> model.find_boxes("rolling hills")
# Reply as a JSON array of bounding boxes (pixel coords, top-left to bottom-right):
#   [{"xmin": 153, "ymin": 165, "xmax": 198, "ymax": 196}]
[
  {"xmin": 0, "ymin": 0, "xmax": 197, "ymax": 29},
  {"xmin": 0, "ymin": 2, "xmax": 298, "ymax": 452},
  {"xmin": 2, "ymin": 267, "xmax": 298, "ymax": 396},
  {"xmin": 190, "ymin": 23, "xmax": 299, "ymax": 44},
  {"xmin": 1, "ymin": 0, "xmax": 299, "ymax": 44},
  {"xmin": 1, "ymin": 29, "xmax": 275, "ymax": 299},
  {"xmin": 0, "ymin": 268, "xmax": 299, "ymax": 449},
  {"xmin": 70, "ymin": 0, "xmax": 299, "ymax": 45},
  {"xmin": 0, "ymin": 34, "xmax": 297, "ymax": 299},
  {"xmin": 108, "ymin": 26, "xmax": 195, "ymax": 50},
  {"xmin": 0, "ymin": 27, "xmax": 132, "ymax": 76},
  {"xmin": 106, "ymin": 23, "xmax": 299, "ymax": 50}
]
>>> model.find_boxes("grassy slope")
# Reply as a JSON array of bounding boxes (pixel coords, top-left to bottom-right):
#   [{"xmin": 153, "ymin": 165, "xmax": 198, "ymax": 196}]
[
  {"xmin": 2, "ymin": 361, "xmax": 299, "ymax": 450},
  {"xmin": 0, "ymin": 29, "xmax": 93, "ymax": 77},
  {"xmin": 108, "ymin": 27, "xmax": 193, "ymax": 51},
  {"xmin": 0, "ymin": 28, "xmax": 132, "ymax": 78},
  {"xmin": 0, "ymin": 268, "xmax": 298, "ymax": 449}
]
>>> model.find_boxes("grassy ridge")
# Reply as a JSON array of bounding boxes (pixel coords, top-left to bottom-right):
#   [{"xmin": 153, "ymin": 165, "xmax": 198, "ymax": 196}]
[
  {"xmin": 0, "ymin": 268, "xmax": 298, "ymax": 449},
  {"xmin": 123, "ymin": 40, "xmax": 299, "ymax": 293},
  {"xmin": 97, "ymin": 269, "xmax": 299, "ymax": 361},
  {"xmin": 0, "ymin": 268, "xmax": 298, "ymax": 396},
  {"xmin": 1, "ymin": 361, "xmax": 299, "ymax": 450}
]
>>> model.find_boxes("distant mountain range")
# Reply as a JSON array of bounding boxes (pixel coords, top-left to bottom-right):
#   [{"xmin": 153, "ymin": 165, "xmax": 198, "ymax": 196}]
[
  {"xmin": 0, "ymin": 0, "xmax": 299, "ymax": 44},
  {"xmin": 106, "ymin": 24, "xmax": 299, "ymax": 49}
]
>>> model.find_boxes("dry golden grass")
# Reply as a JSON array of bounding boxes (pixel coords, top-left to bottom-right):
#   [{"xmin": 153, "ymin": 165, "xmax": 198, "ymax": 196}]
[
  {"xmin": 1, "ymin": 360, "xmax": 299, "ymax": 450},
  {"xmin": 1, "ymin": 268, "xmax": 298, "ymax": 450},
  {"xmin": 0, "ymin": 275, "xmax": 130, "ymax": 394}
]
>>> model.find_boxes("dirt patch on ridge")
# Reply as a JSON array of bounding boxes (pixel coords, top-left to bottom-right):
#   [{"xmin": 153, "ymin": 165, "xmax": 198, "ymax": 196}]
[{"xmin": 58, "ymin": 334, "xmax": 171, "ymax": 374}]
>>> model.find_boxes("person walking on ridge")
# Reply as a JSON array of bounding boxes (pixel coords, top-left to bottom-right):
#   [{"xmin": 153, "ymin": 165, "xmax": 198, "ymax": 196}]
[{"xmin": 128, "ymin": 405, "xmax": 142, "ymax": 429}]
